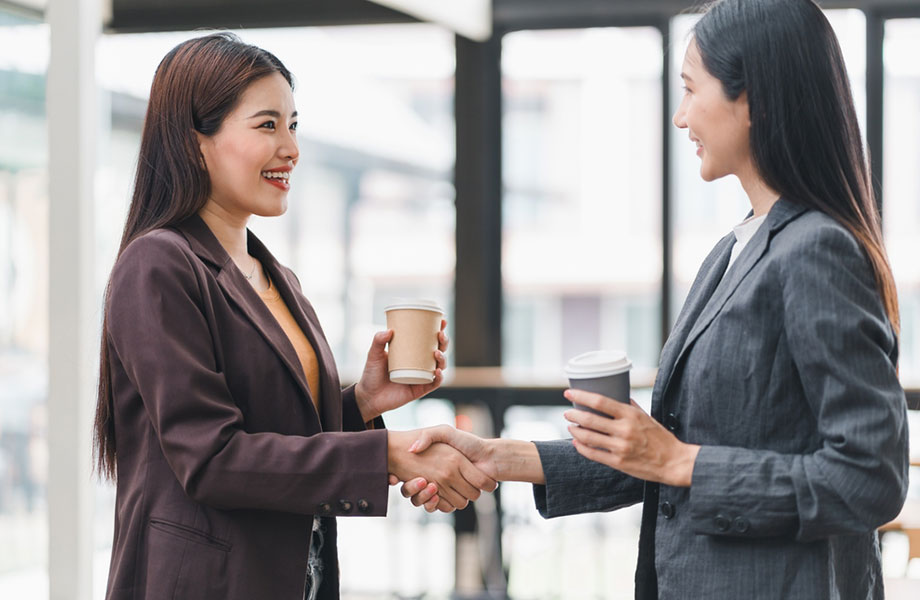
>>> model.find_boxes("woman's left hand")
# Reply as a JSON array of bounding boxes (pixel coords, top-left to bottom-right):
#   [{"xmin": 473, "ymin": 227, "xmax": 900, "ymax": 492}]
[
  {"xmin": 563, "ymin": 389, "xmax": 700, "ymax": 487},
  {"xmin": 355, "ymin": 320, "xmax": 448, "ymax": 422}
]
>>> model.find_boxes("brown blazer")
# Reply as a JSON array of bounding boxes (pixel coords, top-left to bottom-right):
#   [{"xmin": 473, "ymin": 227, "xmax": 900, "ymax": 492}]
[{"xmin": 103, "ymin": 215, "xmax": 388, "ymax": 600}]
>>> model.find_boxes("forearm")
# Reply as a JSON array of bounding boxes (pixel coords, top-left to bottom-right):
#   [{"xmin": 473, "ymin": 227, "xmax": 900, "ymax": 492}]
[{"xmin": 487, "ymin": 439, "xmax": 545, "ymax": 484}]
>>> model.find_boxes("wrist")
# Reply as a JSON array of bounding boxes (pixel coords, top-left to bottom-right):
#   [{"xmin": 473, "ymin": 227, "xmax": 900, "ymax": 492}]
[
  {"xmin": 669, "ymin": 443, "xmax": 700, "ymax": 487},
  {"xmin": 355, "ymin": 382, "xmax": 378, "ymax": 422},
  {"xmin": 492, "ymin": 439, "xmax": 544, "ymax": 485}
]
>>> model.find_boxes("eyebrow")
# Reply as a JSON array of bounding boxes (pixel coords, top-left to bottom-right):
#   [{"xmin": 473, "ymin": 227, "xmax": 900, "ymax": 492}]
[
  {"xmin": 679, "ymin": 72, "xmax": 693, "ymax": 82},
  {"xmin": 247, "ymin": 109, "xmax": 298, "ymax": 119}
]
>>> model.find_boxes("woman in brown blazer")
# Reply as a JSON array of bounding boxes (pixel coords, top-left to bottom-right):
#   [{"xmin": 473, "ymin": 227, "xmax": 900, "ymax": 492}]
[{"xmin": 93, "ymin": 33, "xmax": 494, "ymax": 600}]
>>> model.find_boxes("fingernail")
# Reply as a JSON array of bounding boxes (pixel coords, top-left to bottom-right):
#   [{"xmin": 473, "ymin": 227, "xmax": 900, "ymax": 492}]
[{"xmin": 408, "ymin": 440, "xmax": 420, "ymax": 453}]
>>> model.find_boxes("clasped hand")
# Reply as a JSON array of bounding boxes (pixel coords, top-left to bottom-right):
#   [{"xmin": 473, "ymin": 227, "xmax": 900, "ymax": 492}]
[{"xmin": 387, "ymin": 429, "xmax": 496, "ymax": 513}]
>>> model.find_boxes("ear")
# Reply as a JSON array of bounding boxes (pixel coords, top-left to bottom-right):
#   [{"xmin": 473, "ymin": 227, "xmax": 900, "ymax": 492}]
[
  {"xmin": 194, "ymin": 131, "xmax": 211, "ymax": 170},
  {"xmin": 735, "ymin": 90, "xmax": 752, "ymax": 127}
]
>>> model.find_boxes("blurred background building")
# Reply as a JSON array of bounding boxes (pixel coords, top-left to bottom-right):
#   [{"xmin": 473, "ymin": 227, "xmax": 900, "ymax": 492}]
[{"xmin": 1, "ymin": 0, "xmax": 919, "ymax": 598}]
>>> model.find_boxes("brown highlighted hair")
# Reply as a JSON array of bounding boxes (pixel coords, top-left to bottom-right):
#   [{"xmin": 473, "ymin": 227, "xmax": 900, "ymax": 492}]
[{"xmin": 93, "ymin": 33, "xmax": 293, "ymax": 481}]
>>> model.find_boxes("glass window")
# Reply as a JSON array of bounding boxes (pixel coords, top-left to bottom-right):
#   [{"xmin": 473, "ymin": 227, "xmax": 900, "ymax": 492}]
[
  {"xmin": 883, "ymin": 19, "xmax": 920, "ymax": 388},
  {"xmin": 500, "ymin": 27, "xmax": 662, "ymax": 598},
  {"xmin": 95, "ymin": 24, "xmax": 456, "ymax": 598},
  {"xmin": 502, "ymin": 27, "xmax": 664, "ymax": 383},
  {"xmin": 0, "ymin": 9, "xmax": 50, "ymax": 598}
]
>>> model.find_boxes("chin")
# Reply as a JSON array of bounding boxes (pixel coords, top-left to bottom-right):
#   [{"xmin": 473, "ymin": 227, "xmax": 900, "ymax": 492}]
[{"xmin": 255, "ymin": 202, "xmax": 288, "ymax": 218}]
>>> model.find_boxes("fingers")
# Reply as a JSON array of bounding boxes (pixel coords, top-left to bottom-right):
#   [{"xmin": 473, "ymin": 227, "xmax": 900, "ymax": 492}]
[
  {"xmin": 568, "ymin": 423, "xmax": 622, "ymax": 455},
  {"xmin": 424, "ymin": 494, "xmax": 441, "ymax": 512},
  {"xmin": 399, "ymin": 477, "xmax": 428, "ymax": 498},
  {"xmin": 437, "ymin": 321, "xmax": 448, "ymax": 352},
  {"xmin": 408, "ymin": 424, "xmax": 454, "ymax": 454},
  {"xmin": 458, "ymin": 460, "xmax": 498, "ymax": 494},
  {"xmin": 388, "ymin": 474, "xmax": 400, "ymax": 486},
  {"xmin": 367, "ymin": 329, "xmax": 394, "ymax": 359},
  {"xmin": 564, "ymin": 408, "xmax": 618, "ymax": 435},
  {"xmin": 572, "ymin": 437, "xmax": 616, "ymax": 468},
  {"xmin": 564, "ymin": 389, "xmax": 630, "ymax": 418}
]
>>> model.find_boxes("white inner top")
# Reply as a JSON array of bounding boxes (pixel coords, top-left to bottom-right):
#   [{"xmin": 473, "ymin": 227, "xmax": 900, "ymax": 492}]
[{"xmin": 726, "ymin": 214, "xmax": 768, "ymax": 273}]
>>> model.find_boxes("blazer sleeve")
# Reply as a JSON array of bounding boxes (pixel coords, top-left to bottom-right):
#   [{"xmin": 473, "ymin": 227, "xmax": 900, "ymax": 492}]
[
  {"xmin": 687, "ymin": 224, "xmax": 909, "ymax": 541},
  {"xmin": 106, "ymin": 232, "xmax": 389, "ymax": 515},
  {"xmin": 532, "ymin": 439, "xmax": 644, "ymax": 518}
]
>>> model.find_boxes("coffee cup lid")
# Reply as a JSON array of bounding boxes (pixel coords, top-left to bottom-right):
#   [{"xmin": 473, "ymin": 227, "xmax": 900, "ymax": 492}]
[
  {"xmin": 384, "ymin": 298, "xmax": 444, "ymax": 314},
  {"xmin": 564, "ymin": 350, "xmax": 632, "ymax": 378}
]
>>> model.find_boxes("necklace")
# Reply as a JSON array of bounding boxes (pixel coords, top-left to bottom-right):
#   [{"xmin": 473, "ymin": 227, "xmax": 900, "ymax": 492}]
[{"xmin": 244, "ymin": 256, "xmax": 257, "ymax": 280}]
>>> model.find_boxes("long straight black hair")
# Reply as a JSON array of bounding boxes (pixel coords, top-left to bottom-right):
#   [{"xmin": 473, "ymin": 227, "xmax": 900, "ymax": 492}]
[
  {"xmin": 93, "ymin": 33, "xmax": 293, "ymax": 481},
  {"xmin": 693, "ymin": 0, "xmax": 899, "ymax": 335}
]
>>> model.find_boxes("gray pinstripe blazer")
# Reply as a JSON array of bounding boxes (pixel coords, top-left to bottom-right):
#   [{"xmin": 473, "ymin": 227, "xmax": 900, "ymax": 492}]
[{"xmin": 533, "ymin": 199, "xmax": 909, "ymax": 599}]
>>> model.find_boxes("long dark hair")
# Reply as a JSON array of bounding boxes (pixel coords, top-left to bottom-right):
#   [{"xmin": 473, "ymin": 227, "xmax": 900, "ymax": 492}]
[
  {"xmin": 693, "ymin": 0, "xmax": 900, "ymax": 335},
  {"xmin": 94, "ymin": 33, "xmax": 293, "ymax": 481}
]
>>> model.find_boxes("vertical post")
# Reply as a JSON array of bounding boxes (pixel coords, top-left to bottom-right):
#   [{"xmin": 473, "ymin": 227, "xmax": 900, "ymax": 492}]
[
  {"xmin": 866, "ymin": 11, "xmax": 884, "ymax": 215},
  {"xmin": 454, "ymin": 32, "xmax": 502, "ymax": 367},
  {"xmin": 660, "ymin": 18, "xmax": 673, "ymax": 347},
  {"xmin": 47, "ymin": 0, "xmax": 98, "ymax": 599},
  {"xmin": 454, "ymin": 30, "xmax": 506, "ymax": 598}
]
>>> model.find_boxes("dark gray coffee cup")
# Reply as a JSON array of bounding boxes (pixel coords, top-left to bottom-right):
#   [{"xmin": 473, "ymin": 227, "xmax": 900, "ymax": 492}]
[{"xmin": 565, "ymin": 350, "xmax": 632, "ymax": 417}]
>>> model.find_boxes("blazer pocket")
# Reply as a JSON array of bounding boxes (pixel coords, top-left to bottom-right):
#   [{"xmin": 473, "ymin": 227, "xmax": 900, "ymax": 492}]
[{"xmin": 146, "ymin": 519, "xmax": 230, "ymax": 599}]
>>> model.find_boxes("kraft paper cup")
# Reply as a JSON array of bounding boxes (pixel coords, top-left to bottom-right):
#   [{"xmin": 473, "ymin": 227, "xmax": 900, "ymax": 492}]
[
  {"xmin": 385, "ymin": 299, "xmax": 444, "ymax": 384},
  {"xmin": 565, "ymin": 350, "xmax": 632, "ymax": 416}
]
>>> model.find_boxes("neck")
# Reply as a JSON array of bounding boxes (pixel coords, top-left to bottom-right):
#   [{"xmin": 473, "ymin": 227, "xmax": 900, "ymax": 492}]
[
  {"xmin": 198, "ymin": 202, "xmax": 251, "ymax": 263},
  {"xmin": 737, "ymin": 163, "xmax": 781, "ymax": 217}
]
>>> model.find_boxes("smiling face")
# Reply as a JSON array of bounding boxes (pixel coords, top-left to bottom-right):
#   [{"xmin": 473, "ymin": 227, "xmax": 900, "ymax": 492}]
[
  {"xmin": 197, "ymin": 72, "xmax": 299, "ymax": 221},
  {"xmin": 673, "ymin": 40, "xmax": 752, "ymax": 183}
]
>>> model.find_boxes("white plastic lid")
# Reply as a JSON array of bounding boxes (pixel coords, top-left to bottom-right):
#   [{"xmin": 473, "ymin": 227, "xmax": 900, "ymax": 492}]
[
  {"xmin": 564, "ymin": 350, "xmax": 632, "ymax": 379},
  {"xmin": 384, "ymin": 298, "xmax": 444, "ymax": 313}
]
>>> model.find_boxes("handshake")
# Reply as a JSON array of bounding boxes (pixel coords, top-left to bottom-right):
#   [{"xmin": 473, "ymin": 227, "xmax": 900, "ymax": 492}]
[{"xmin": 386, "ymin": 426, "xmax": 513, "ymax": 514}]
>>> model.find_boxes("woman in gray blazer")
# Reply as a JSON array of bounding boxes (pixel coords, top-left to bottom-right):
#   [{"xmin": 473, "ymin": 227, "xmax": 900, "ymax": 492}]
[
  {"xmin": 93, "ymin": 34, "xmax": 495, "ymax": 600},
  {"xmin": 404, "ymin": 1, "xmax": 909, "ymax": 598}
]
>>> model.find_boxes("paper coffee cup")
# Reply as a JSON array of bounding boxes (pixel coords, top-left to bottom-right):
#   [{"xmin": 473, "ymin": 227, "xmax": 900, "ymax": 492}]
[
  {"xmin": 385, "ymin": 299, "xmax": 444, "ymax": 384},
  {"xmin": 565, "ymin": 350, "xmax": 632, "ymax": 415}
]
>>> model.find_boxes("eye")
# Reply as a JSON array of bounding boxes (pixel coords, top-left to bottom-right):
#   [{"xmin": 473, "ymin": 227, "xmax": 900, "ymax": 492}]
[
  {"xmin": 682, "ymin": 85, "xmax": 692, "ymax": 95},
  {"xmin": 289, "ymin": 121, "xmax": 298, "ymax": 132},
  {"xmin": 258, "ymin": 121, "xmax": 277, "ymax": 130}
]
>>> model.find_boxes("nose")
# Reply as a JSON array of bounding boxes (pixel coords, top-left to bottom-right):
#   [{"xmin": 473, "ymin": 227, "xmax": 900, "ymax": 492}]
[
  {"xmin": 280, "ymin": 127, "xmax": 299, "ymax": 163},
  {"xmin": 672, "ymin": 96, "xmax": 688, "ymax": 129}
]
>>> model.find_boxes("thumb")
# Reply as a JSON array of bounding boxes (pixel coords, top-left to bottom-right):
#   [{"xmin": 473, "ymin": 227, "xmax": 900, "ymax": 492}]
[
  {"xmin": 408, "ymin": 424, "xmax": 452, "ymax": 453},
  {"xmin": 367, "ymin": 330, "xmax": 394, "ymax": 360}
]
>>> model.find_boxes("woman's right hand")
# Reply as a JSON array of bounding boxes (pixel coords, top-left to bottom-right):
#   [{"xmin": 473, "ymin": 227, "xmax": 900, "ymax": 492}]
[
  {"xmin": 397, "ymin": 426, "xmax": 546, "ymax": 508},
  {"xmin": 387, "ymin": 429, "xmax": 497, "ymax": 513},
  {"xmin": 397, "ymin": 426, "xmax": 499, "ymax": 510}
]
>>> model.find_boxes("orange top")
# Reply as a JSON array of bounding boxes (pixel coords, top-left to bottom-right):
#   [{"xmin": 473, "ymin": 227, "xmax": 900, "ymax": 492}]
[{"xmin": 256, "ymin": 279, "xmax": 321, "ymax": 413}]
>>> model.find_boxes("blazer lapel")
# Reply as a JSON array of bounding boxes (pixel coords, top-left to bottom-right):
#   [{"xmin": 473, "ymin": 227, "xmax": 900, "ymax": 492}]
[
  {"xmin": 651, "ymin": 233, "xmax": 734, "ymax": 414},
  {"xmin": 654, "ymin": 198, "xmax": 809, "ymax": 411},
  {"xmin": 174, "ymin": 216, "xmax": 317, "ymax": 418},
  {"xmin": 246, "ymin": 233, "xmax": 345, "ymax": 432}
]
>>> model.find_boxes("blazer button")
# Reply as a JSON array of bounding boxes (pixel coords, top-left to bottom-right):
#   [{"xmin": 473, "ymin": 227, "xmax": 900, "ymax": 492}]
[
  {"xmin": 357, "ymin": 499, "xmax": 372, "ymax": 514},
  {"xmin": 318, "ymin": 502, "xmax": 333, "ymax": 516},
  {"xmin": 338, "ymin": 499, "xmax": 353, "ymax": 514},
  {"xmin": 732, "ymin": 516, "xmax": 750, "ymax": 533},
  {"xmin": 660, "ymin": 501, "xmax": 676, "ymax": 519},
  {"xmin": 714, "ymin": 515, "xmax": 731, "ymax": 532},
  {"xmin": 664, "ymin": 413, "xmax": 680, "ymax": 433}
]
